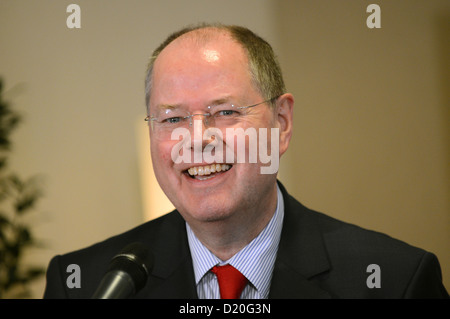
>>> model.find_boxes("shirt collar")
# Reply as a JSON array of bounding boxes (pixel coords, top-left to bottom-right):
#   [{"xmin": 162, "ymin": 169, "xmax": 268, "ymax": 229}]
[{"xmin": 186, "ymin": 184, "xmax": 284, "ymax": 298}]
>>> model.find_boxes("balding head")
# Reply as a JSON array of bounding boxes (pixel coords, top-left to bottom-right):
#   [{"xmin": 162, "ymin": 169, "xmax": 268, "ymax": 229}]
[{"xmin": 145, "ymin": 23, "xmax": 286, "ymax": 112}]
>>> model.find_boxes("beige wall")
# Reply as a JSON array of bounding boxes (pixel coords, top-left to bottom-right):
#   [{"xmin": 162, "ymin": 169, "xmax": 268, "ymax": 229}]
[
  {"xmin": 0, "ymin": 0, "xmax": 447, "ymax": 297},
  {"xmin": 276, "ymin": 0, "xmax": 450, "ymax": 290}
]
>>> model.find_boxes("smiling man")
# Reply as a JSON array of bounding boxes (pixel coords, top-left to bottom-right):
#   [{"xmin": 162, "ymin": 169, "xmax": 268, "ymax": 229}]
[
  {"xmin": 146, "ymin": 26, "xmax": 292, "ymax": 266},
  {"xmin": 44, "ymin": 23, "xmax": 448, "ymax": 299}
]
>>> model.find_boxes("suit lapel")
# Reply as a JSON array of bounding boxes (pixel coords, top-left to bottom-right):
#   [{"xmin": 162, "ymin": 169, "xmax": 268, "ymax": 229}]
[
  {"xmin": 269, "ymin": 182, "xmax": 332, "ymax": 298},
  {"xmin": 144, "ymin": 255, "xmax": 198, "ymax": 298},
  {"xmin": 138, "ymin": 211, "xmax": 198, "ymax": 299}
]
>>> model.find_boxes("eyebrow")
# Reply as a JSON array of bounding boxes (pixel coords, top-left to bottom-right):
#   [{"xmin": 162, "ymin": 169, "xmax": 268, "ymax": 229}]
[
  {"xmin": 207, "ymin": 95, "xmax": 241, "ymax": 109},
  {"xmin": 208, "ymin": 97, "xmax": 232, "ymax": 107},
  {"xmin": 155, "ymin": 96, "xmax": 235, "ymax": 110},
  {"xmin": 155, "ymin": 103, "xmax": 181, "ymax": 111}
]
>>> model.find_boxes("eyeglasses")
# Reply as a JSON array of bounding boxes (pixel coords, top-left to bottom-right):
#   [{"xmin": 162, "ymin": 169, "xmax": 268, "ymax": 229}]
[{"xmin": 145, "ymin": 96, "xmax": 278, "ymax": 139}]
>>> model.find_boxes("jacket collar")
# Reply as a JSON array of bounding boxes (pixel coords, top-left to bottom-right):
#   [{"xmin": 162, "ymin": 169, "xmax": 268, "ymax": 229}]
[
  {"xmin": 139, "ymin": 212, "xmax": 198, "ymax": 298},
  {"xmin": 268, "ymin": 182, "xmax": 332, "ymax": 298}
]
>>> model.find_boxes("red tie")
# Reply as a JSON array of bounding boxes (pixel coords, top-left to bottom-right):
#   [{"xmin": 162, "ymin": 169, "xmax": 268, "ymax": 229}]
[{"xmin": 211, "ymin": 264, "xmax": 248, "ymax": 299}]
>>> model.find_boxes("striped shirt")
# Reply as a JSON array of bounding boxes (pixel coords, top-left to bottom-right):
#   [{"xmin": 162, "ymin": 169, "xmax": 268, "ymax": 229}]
[{"xmin": 186, "ymin": 185, "xmax": 284, "ymax": 299}]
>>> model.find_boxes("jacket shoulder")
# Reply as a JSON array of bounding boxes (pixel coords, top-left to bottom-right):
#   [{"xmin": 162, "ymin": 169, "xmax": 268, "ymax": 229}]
[
  {"xmin": 43, "ymin": 211, "xmax": 184, "ymax": 298},
  {"xmin": 278, "ymin": 182, "xmax": 448, "ymax": 298}
]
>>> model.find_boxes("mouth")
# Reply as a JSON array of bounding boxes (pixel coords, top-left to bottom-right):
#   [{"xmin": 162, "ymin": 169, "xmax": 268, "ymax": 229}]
[{"xmin": 185, "ymin": 164, "xmax": 232, "ymax": 180}]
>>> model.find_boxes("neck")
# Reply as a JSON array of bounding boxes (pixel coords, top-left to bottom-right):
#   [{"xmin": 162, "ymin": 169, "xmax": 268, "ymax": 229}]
[{"xmin": 187, "ymin": 184, "xmax": 278, "ymax": 261}]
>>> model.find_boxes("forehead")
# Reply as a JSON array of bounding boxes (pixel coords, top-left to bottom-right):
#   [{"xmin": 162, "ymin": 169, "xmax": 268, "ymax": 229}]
[
  {"xmin": 153, "ymin": 96, "xmax": 234, "ymax": 113},
  {"xmin": 150, "ymin": 30, "xmax": 258, "ymax": 108}
]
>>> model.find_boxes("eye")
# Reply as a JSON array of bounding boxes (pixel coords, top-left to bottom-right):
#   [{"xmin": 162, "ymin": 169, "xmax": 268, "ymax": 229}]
[
  {"xmin": 211, "ymin": 104, "xmax": 241, "ymax": 117},
  {"xmin": 164, "ymin": 117, "xmax": 182, "ymax": 124},
  {"xmin": 218, "ymin": 109, "xmax": 238, "ymax": 116}
]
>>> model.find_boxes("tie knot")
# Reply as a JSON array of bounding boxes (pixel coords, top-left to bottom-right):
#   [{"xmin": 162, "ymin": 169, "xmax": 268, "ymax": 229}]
[{"xmin": 211, "ymin": 264, "xmax": 248, "ymax": 299}]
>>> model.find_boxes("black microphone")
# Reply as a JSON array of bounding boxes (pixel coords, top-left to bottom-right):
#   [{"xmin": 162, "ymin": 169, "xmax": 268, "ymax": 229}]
[{"xmin": 92, "ymin": 242, "xmax": 153, "ymax": 299}]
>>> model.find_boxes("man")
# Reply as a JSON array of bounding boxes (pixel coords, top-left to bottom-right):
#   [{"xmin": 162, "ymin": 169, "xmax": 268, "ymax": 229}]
[{"xmin": 44, "ymin": 23, "xmax": 448, "ymax": 298}]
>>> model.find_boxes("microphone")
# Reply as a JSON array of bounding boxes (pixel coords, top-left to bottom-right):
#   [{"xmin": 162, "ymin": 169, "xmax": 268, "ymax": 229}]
[{"xmin": 92, "ymin": 242, "xmax": 153, "ymax": 299}]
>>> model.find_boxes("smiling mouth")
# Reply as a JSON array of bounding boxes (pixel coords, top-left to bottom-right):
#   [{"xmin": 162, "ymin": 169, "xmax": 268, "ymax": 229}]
[{"xmin": 186, "ymin": 164, "xmax": 232, "ymax": 180}]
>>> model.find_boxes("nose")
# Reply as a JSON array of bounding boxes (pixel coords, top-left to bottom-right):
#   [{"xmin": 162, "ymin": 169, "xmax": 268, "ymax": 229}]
[
  {"xmin": 189, "ymin": 113, "xmax": 211, "ymax": 127},
  {"xmin": 187, "ymin": 118, "xmax": 211, "ymax": 156},
  {"xmin": 189, "ymin": 113, "xmax": 216, "ymax": 146},
  {"xmin": 191, "ymin": 116, "xmax": 206, "ymax": 138},
  {"xmin": 187, "ymin": 117, "xmax": 224, "ymax": 164}
]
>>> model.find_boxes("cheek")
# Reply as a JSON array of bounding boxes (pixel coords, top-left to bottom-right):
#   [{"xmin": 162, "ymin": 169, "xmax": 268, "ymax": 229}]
[
  {"xmin": 150, "ymin": 140, "xmax": 176, "ymax": 168},
  {"xmin": 221, "ymin": 114, "xmax": 277, "ymax": 164}
]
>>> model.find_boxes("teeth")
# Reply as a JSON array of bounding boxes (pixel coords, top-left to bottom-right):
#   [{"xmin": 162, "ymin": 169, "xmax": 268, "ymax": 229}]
[{"xmin": 187, "ymin": 164, "xmax": 231, "ymax": 177}]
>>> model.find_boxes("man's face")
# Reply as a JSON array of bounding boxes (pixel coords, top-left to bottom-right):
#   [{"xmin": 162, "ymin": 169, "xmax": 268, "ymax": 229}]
[{"xmin": 148, "ymin": 33, "xmax": 283, "ymax": 226}]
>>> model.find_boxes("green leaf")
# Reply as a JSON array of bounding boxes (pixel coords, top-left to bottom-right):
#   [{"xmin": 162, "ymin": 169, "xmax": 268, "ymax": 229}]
[{"xmin": 15, "ymin": 195, "xmax": 38, "ymax": 214}]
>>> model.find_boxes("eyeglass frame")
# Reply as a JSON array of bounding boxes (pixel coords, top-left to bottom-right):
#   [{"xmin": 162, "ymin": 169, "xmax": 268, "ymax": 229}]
[{"xmin": 144, "ymin": 95, "xmax": 280, "ymax": 129}]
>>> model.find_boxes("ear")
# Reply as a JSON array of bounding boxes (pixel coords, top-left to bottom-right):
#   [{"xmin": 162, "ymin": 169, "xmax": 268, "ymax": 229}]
[{"xmin": 275, "ymin": 93, "xmax": 294, "ymax": 157}]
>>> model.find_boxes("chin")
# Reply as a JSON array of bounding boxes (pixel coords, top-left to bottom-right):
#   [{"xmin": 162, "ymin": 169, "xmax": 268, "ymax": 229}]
[{"xmin": 180, "ymin": 200, "xmax": 238, "ymax": 224}]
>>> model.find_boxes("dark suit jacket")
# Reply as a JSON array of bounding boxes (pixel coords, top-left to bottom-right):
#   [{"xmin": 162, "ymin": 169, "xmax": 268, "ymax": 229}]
[{"xmin": 43, "ymin": 182, "xmax": 448, "ymax": 298}]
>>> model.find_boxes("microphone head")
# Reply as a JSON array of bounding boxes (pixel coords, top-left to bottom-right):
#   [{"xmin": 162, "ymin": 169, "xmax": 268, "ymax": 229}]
[{"xmin": 108, "ymin": 242, "xmax": 154, "ymax": 293}]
